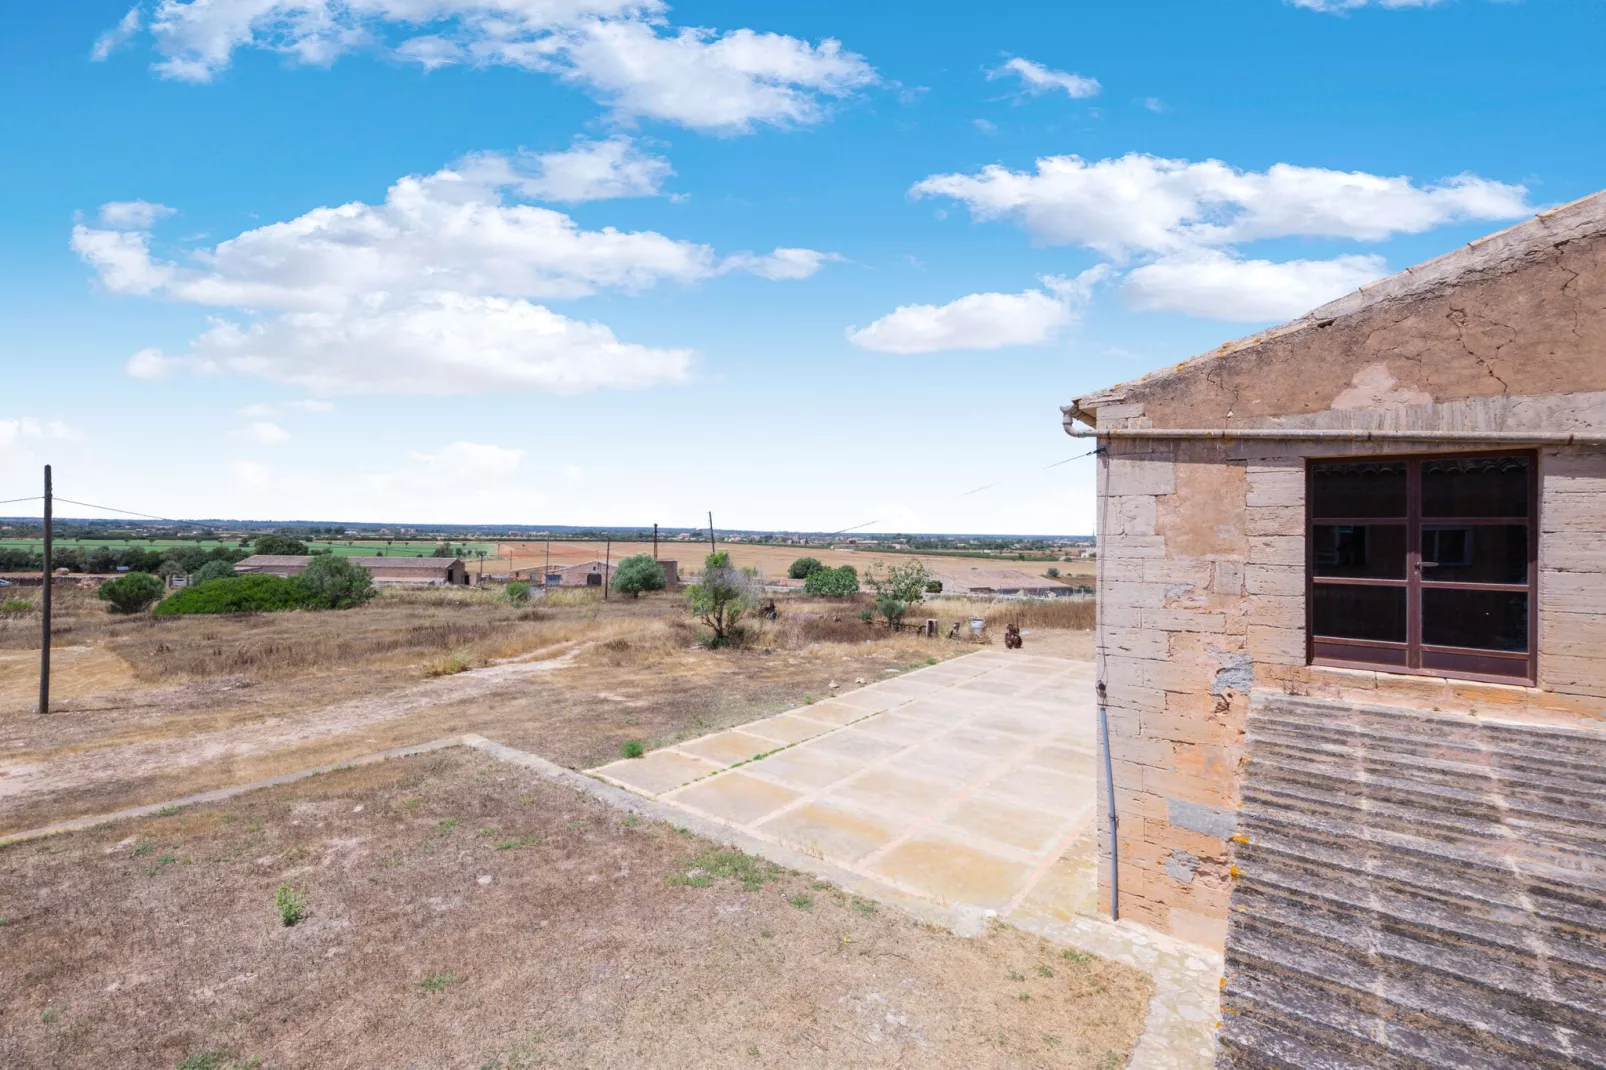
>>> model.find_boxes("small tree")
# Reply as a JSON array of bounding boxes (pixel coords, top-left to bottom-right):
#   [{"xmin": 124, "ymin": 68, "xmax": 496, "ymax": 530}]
[
  {"xmin": 875, "ymin": 594, "xmax": 910, "ymax": 631},
  {"xmin": 294, "ymin": 555, "xmax": 375, "ymax": 609},
  {"xmin": 686, "ymin": 551, "xmax": 756, "ymax": 646},
  {"xmin": 503, "ymin": 581, "xmax": 532, "ymax": 605},
  {"xmin": 803, "ymin": 565, "xmax": 859, "ymax": 596},
  {"xmin": 1045, "ymin": 567, "xmax": 1060, "ymax": 579},
  {"xmin": 98, "ymin": 572, "xmax": 164, "ymax": 614},
  {"xmin": 193, "ymin": 560, "xmax": 236, "ymax": 584},
  {"xmin": 866, "ymin": 560, "xmax": 932, "ymax": 606},
  {"xmin": 787, "ymin": 556, "xmax": 824, "ymax": 580},
  {"xmin": 253, "ymin": 534, "xmax": 307, "ymax": 556},
  {"xmin": 613, "ymin": 554, "xmax": 667, "ymax": 598}
]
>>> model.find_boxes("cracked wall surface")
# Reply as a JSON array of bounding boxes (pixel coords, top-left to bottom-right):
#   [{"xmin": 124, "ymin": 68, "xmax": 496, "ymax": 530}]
[{"xmin": 1077, "ymin": 194, "xmax": 1606, "ymax": 951}]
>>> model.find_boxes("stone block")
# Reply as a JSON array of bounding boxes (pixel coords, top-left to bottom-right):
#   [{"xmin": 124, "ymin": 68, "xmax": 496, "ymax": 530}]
[
  {"xmin": 1246, "ymin": 467, "xmax": 1304, "ymax": 508},
  {"xmin": 1247, "ymin": 624, "xmax": 1307, "ymax": 663},
  {"xmin": 1247, "ymin": 535, "xmax": 1304, "ymax": 567},
  {"xmin": 1165, "ymin": 796, "xmax": 1239, "ymax": 839},
  {"xmin": 1111, "ymin": 494, "xmax": 1158, "ymax": 535},
  {"xmin": 1245, "ymin": 564, "xmax": 1304, "ymax": 597},
  {"xmin": 1247, "ymin": 595, "xmax": 1305, "ymax": 630},
  {"xmin": 1101, "ymin": 535, "xmax": 1167, "ymax": 561},
  {"xmin": 1245, "ymin": 506, "xmax": 1304, "ymax": 537},
  {"xmin": 1100, "ymin": 580, "xmax": 1169, "ymax": 609},
  {"xmin": 1107, "ymin": 455, "xmax": 1177, "ymax": 496},
  {"xmin": 1144, "ymin": 608, "xmax": 1227, "ymax": 633},
  {"xmin": 1101, "ymin": 627, "xmax": 1168, "ymax": 660},
  {"xmin": 1211, "ymin": 560, "xmax": 1246, "ymax": 596}
]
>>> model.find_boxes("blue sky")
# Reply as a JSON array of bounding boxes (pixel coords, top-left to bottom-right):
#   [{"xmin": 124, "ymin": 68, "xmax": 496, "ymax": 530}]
[{"xmin": 2, "ymin": 0, "xmax": 1601, "ymax": 534}]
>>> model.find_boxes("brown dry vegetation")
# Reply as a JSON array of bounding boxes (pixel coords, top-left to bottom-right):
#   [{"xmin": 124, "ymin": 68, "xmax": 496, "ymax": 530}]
[
  {"xmin": 0, "ymin": 747, "xmax": 1149, "ymax": 1070},
  {"xmin": 0, "ymin": 586, "xmax": 1092, "ymax": 836}
]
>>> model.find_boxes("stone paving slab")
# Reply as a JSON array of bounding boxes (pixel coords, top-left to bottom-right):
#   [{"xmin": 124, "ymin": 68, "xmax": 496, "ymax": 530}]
[{"xmin": 588, "ymin": 650, "xmax": 1222, "ymax": 1070}]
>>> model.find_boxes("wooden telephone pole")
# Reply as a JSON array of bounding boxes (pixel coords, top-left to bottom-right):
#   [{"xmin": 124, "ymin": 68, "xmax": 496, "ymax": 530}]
[
  {"xmin": 603, "ymin": 538, "xmax": 611, "ymax": 601},
  {"xmin": 707, "ymin": 512, "xmax": 716, "ymax": 554},
  {"xmin": 38, "ymin": 465, "xmax": 51, "ymax": 715},
  {"xmin": 653, "ymin": 523, "xmax": 658, "ymax": 561}
]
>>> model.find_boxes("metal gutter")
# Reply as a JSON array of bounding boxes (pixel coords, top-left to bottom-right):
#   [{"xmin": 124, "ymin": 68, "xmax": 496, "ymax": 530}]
[{"xmin": 1064, "ymin": 428, "xmax": 1606, "ymax": 445}]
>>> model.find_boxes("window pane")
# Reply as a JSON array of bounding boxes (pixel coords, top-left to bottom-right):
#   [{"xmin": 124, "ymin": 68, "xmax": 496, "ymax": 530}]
[
  {"xmin": 1422, "ymin": 456, "xmax": 1529, "ymax": 518},
  {"xmin": 1312, "ymin": 524, "xmax": 1407, "ymax": 579},
  {"xmin": 1310, "ymin": 461, "xmax": 1407, "ymax": 518},
  {"xmin": 1421, "ymin": 525, "xmax": 1528, "ymax": 584},
  {"xmin": 1312, "ymin": 584, "xmax": 1407, "ymax": 643},
  {"xmin": 1422, "ymin": 589, "xmax": 1528, "ymax": 651}
]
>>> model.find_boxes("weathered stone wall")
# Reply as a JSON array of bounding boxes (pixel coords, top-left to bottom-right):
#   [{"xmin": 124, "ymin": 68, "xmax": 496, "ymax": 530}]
[{"xmin": 1081, "ymin": 193, "xmax": 1606, "ymax": 950}]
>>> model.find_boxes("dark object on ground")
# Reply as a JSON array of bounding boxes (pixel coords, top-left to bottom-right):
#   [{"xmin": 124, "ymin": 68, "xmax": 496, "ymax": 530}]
[{"xmin": 1004, "ymin": 624, "xmax": 1023, "ymax": 649}]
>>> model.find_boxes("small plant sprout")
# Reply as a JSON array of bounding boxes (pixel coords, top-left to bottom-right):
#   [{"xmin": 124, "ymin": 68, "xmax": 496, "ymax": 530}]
[
  {"xmin": 620, "ymin": 739, "xmax": 645, "ymax": 759},
  {"xmin": 788, "ymin": 893, "xmax": 813, "ymax": 911},
  {"xmin": 274, "ymin": 883, "xmax": 307, "ymax": 926},
  {"xmin": 1006, "ymin": 968, "xmax": 1024, "ymax": 981},
  {"xmin": 418, "ymin": 971, "xmax": 463, "ymax": 993},
  {"xmin": 1035, "ymin": 963, "xmax": 1055, "ymax": 978}
]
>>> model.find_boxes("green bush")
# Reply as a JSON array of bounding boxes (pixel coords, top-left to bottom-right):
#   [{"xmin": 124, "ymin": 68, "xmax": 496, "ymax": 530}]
[
  {"xmin": 274, "ymin": 883, "xmax": 306, "ymax": 926},
  {"xmin": 154, "ymin": 575, "xmax": 310, "ymax": 616},
  {"xmin": 787, "ymin": 556, "xmax": 824, "ymax": 580},
  {"xmin": 1045, "ymin": 567, "xmax": 1060, "ymax": 579},
  {"xmin": 503, "ymin": 581, "xmax": 532, "ymax": 605},
  {"xmin": 803, "ymin": 565, "xmax": 859, "ymax": 596},
  {"xmin": 192, "ymin": 560, "xmax": 236, "ymax": 584},
  {"xmin": 620, "ymin": 739, "xmax": 645, "ymax": 759},
  {"xmin": 875, "ymin": 594, "xmax": 910, "ymax": 630},
  {"xmin": 612, "ymin": 554, "xmax": 667, "ymax": 598},
  {"xmin": 98, "ymin": 572, "xmax": 164, "ymax": 614},
  {"xmin": 1, "ymin": 598, "xmax": 33, "ymax": 614},
  {"xmin": 295, "ymin": 555, "xmax": 375, "ymax": 609}
]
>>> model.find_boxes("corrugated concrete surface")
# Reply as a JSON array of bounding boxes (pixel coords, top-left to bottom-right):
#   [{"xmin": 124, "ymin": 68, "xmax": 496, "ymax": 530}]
[{"xmin": 1219, "ymin": 694, "xmax": 1606, "ymax": 1069}]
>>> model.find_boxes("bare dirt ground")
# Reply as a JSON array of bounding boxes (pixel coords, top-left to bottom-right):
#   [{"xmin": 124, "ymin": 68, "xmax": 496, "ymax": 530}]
[
  {"xmin": 0, "ymin": 588, "xmax": 1091, "ymax": 836},
  {"xmin": 0, "ymin": 747, "xmax": 1150, "ymax": 1070}
]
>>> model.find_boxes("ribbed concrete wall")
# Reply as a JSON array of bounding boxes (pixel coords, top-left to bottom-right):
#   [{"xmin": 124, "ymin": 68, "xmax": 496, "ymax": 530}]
[{"xmin": 1218, "ymin": 695, "xmax": 1606, "ymax": 1069}]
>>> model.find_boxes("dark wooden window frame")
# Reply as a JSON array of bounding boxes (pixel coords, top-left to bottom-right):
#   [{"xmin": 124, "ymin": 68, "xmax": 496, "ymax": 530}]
[{"xmin": 1305, "ymin": 449, "xmax": 1538, "ymax": 686}]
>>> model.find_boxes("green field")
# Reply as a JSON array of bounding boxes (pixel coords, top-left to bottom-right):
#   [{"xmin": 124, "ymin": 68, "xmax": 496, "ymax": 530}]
[{"xmin": 0, "ymin": 539, "xmax": 503, "ymax": 559}]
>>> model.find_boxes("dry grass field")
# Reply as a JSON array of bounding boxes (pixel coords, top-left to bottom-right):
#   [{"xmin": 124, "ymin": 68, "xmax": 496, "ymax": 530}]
[
  {"xmin": 493, "ymin": 540, "xmax": 1097, "ymax": 583},
  {"xmin": 0, "ymin": 586, "xmax": 1091, "ymax": 837},
  {"xmin": 0, "ymin": 747, "xmax": 1150, "ymax": 1070}
]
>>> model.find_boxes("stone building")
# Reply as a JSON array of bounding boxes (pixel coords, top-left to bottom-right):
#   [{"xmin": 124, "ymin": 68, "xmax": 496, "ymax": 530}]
[
  {"xmin": 235, "ymin": 554, "xmax": 469, "ymax": 586},
  {"xmin": 1066, "ymin": 192, "xmax": 1606, "ymax": 1064}
]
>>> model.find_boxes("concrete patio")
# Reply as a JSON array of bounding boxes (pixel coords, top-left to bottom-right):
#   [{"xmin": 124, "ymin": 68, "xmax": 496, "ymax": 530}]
[
  {"xmin": 593, "ymin": 649, "xmax": 1100, "ymax": 918},
  {"xmin": 591, "ymin": 648, "xmax": 1224, "ymax": 1070}
]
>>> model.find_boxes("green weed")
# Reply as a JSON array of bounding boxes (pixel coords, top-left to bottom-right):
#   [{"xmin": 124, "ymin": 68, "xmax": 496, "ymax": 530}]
[
  {"xmin": 620, "ymin": 739, "xmax": 645, "ymax": 759},
  {"xmin": 494, "ymin": 836, "xmax": 541, "ymax": 851},
  {"xmin": 142, "ymin": 854, "xmax": 178, "ymax": 876},
  {"xmin": 1061, "ymin": 947, "xmax": 1093, "ymax": 965},
  {"xmin": 788, "ymin": 893, "xmax": 814, "ymax": 911},
  {"xmin": 418, "ymin": 971, "xmax": 463, "ymax": 993},
  {"xmin": 274, "ymin": 883, "xmax": 306, "ymax": 926},
  {"xmin": 852, "ymin": 897, "xmax": 877, "ymax": 917},
  {"xmin": 1035, "ymin": 963, "xmax": 1055, "ymax": 978},
  {"xmin": 668, "ymin": 847, "xmax": 783, "ymax": 892},
  {"xmin": 156, "ymin": 805, "xmax": 180, "ymax": 818}
]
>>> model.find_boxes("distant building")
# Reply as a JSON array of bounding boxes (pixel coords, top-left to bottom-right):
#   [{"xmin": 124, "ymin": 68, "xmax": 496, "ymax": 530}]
[{"xmin": 234, "ymin": 554, "xmax": 469, "ymax": 586}]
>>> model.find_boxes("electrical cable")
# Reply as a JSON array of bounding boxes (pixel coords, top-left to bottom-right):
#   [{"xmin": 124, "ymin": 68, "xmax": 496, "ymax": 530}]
[
  {"xmin": 0, "ymin": 496, "xmax": 44, "ymax": 506},
  {"xmin": 50, "ymin": 498, "xmax": 179, "ymax": 523}
]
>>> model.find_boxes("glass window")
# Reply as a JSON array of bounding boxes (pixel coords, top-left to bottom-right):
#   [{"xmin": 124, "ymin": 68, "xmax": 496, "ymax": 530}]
[
  {"xmin": 1422, "ymin": 456, "xmax": 1528, "ymax": 517},
  {"xmin": 1312, "ymin": 584, "xmax": 1408, "ymax": 643},
  {"xmin": 1421, "ymin": 525, "xmax": 1528, "ymax": 584},
  {"xmin": 1422, "ymin": 589, "xmax": 1528, "ymax": 652},
  {"xmin": 1310, "ymin": 461, "xmax": 1406, "ymax": 518},
  {"xmin": 1312, "ymin": 524, "xmax": 1407, "ymax": 579}
]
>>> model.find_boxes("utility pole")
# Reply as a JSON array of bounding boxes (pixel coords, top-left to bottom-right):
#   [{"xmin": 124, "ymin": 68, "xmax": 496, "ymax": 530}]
[
  {"xmin": 544, "ymin": 539, "xmax": 550, "ymax": 587},
  {"xmin": 708, "ymin": 511, "xmax": 716, "ymax": 555},
  {"xmin": 603, "ymin": 537, "xmax": 611, "ymax": 602},
  {"xmin": 653, "ymin": 522, "xmax": 658, "ymax": 561},
  {"xmin": 38, "ymin": 464, "xmax": 51, "ymax": 716}
]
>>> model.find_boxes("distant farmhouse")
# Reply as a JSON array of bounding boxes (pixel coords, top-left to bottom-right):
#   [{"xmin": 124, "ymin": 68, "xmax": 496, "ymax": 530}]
[
  {"xmin": 234, "ymin": 554, "xmax": 470, "ymax": 587},
  {"xmin": 512, "ymin": 559, "xmax": 679, "ymax": 589}
]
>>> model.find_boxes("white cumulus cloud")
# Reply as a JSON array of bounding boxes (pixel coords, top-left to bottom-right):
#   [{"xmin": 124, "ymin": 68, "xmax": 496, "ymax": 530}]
[
  {"xmin": 988, "ymin": 57, "xmax": 1100, "ymax": 99},
  {"xmin": 99, "ymin": 200, "xmax": 177, "ymax": 229},
  {"xmin": 76, "ymin": 158, "xmax": 831, "ymax": 394},
  {"xmin": 847, "ymin": 268, "xmax": 1107, "ymax": 355},
  {"xmin": 460, "ymin": 136, "xmax": 671, "ymax": 202},
  {"xmin": 238, "ymin": 420, "xmax": 293, "ymax": 445},
  {"xmin": 117, "ymin": 1, "xmax": 876, "ymax": 133},
  {"xmin": 1122, "ymin": 250, "xmax": 1389, "ymax": 321},
  {"xmin": 1287, "ymin": 0, "xmax": 1445, "ymax": 10},
  {"xmin": 913, "ymin": 153, "xmax": 1531, "ymax": 258},
  {"xmin": 92, "ymin": 5, "xmax": 144, "ymax": 61}
]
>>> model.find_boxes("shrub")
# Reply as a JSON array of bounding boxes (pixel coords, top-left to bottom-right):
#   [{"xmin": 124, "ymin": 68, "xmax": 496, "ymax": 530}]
[
  {"xmin": 1, "ymin": 599, "xmax": 32, "ymax": 614},
  {"xmin": 154, "ymin": 575, "xmax": 309, "ymax": 616},
  {"xmin": 787, "ymin": 557, "xmax": 824, "ymax": 580},
  {"xmin": 192, "ymin": 560, "xmax": 236, "ymax": 584},
  {"xmin": 1045, "ymin": 567, "xmax": 1061, "ymax": 578},
  {"xmin": 252, "ymin": 534, "xmax": 307, "ymax": 556},
  {"xmin": 98, "ymin": 572, "xmax": 164, "ymax": 614},
  {"xmin": 866, "ymin": 560, "xmax": 932, "ymax": 607},
  {"xmin": 612, "ymin": 554, "xmax": 667, "ymax": 598},
  {"xmin": 620, "ymin": 739, "xmax": 645, "ymax": 759},
  {"xmin": 875, "ymin": 595, "xmax": 910, "ymax": 630},
  {"xmin": 274, "ymin": 883, "xmax": 306, "ymax": 926},
  {"xmin": 294, "ymin": 555, "xmax": 375, "ymax": 609},
  {"xmin": 503, "ymin": 581, "xmax": 532, "ymax": 605},
  {"xmin": 686, "ymin": 551, "xmax": 758, "ymax": 646},
  {"xmin": 804, "ymin": 565, "xmax": 859, "ymax": 596}
]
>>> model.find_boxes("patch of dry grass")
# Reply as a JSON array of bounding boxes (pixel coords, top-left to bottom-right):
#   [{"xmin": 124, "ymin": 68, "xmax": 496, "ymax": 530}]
[{"xmin": 0, "ymin": 749, "xmax": 1151, "ymax": 1069}]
